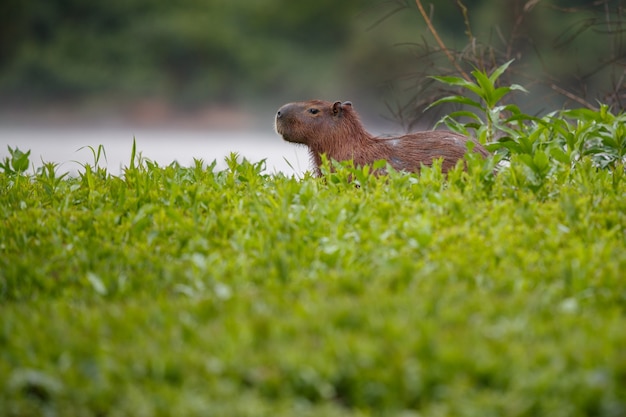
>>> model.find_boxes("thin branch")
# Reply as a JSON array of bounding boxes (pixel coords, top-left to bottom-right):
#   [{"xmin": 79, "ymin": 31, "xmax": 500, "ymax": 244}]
[
  {"xmin": 457, "ymin": 0, "xmax": 473, "ymax": 40},
  {"xmin": 414, "ymin": 0, "xmax": 471, "ymax": 81},
  {"xmin": 550, "ymin": 84, "xmax": 598, "ymax": 110},
  {"xmin": 366, "ymin": 4, "xmax": 409, "ymax": 31}
]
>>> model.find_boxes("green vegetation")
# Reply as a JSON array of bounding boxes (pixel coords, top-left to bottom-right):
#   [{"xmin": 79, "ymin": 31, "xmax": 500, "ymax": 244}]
[
  {"xmin": 1, "ymin": 0, "xmax": 623, "ymax": 112},
  {"xmin": 1, "ymin": 66, "xmax": 626, "ymax": 416}
]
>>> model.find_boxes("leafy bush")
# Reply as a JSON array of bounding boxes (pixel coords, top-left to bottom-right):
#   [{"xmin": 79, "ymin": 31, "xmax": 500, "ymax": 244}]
[
  {"xmin": 1, "ymin": 89, "xmax": 625, "ymax": 416},
  {"xmin": 428, "ymin": 61, "xmax": 626, "ymax": 193}
]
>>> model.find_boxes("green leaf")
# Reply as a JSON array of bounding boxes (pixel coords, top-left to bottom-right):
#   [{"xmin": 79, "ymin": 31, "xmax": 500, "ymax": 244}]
[
  {"xmin": 519, "ymin": 153, "xmax": 534, "ymax": 168},
  {"xmin": 446, "ymin": 111, "xmax": 483, "ymax": 122},
  {"xmin": 472, "ymin": 69, "xmax": 495, "ymax": 104},
  {"xmin": 426, "ymin": 95, "xmax": 484, "ymax": 111},
  {"xmin": 509, "ymin": 84, "xmax": 529, "ymax": 93},
  {"xmin": 517, "ymin": 135, "xmax": 536, "ymax": 155},
  {"xmin": 550, "ymin": 147, "xmax": 570, "ymax": 164},
  {"xmin": 430, "ymin": 75, "xmax": 475, "ymax": 88},
  {"xmin": 503, "ymin": 112, "xmax": 542, "ymax": 124},
  {"xmin": 488, "ymin": 59, "xmax": 515, "ymax": 84},
  {"xmin": 493, "ymin": 138, "xmax": 522, "ymax": 153},
  {"xmin": 9, "ymin": 147, "xmax": 30, "ymax": 173},
  {"xmin": 431, "ymin": 75, "xmax": 484, "ymax": 97},
  {"xmin": 491, "ymin": 87, "xmax": 514, "ymax": 105},
  {"xmin": 533, "ymin": 150, "xmax": 550, "ymax": 172},
  {"xmin": 561, "ymin": 108, "xmax": 603, "ymax": 122}
]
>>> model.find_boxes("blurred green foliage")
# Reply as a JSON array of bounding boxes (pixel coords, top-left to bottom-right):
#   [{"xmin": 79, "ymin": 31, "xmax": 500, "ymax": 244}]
[
  {"xmin": 0, "ymin": 0, "xmax": 377, "ymax": 106},
  {"xmin": 1, "ymin": 118, "xmax": 626, "ymax": 415},
  {"xmin": 1, "ymin": 65, "xmax": 626, "ymax": 414},
  {"xmin": 0, "ymin": 0, "xmax": 623, "ymax": 111}
]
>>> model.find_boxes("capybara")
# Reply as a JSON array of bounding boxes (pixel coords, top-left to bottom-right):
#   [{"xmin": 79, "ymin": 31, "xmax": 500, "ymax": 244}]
[{"xmin": 275, "ymin": 99, "xmax": 489, "ymax": 175}]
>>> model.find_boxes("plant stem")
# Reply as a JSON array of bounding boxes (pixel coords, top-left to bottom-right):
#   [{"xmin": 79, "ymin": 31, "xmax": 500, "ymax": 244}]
[
  {"xmin": 415, "ymin": 0, "xmax": 471, "ymax": 82},
  {"xmin": 550, "ymin": 84, "xmax": 598, "ymax": 110}
]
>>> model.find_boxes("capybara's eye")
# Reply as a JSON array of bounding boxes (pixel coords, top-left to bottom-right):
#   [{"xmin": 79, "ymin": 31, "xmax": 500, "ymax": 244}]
[{"xmin": 309, "ymin": 108, "xmax": 319, "ymax": 115}]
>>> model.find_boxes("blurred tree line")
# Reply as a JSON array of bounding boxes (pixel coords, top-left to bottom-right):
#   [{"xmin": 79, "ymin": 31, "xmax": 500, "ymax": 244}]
[{"xmin": 0, "ymin": 0, "xmax": 623, "ymax": 118}]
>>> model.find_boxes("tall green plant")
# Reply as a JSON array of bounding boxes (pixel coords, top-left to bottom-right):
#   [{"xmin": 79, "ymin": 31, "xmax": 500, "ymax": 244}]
[
  {"xmin": 427, "ymin": 60, "xmax": 529, "ymax": 145},
  {"xmin": 427, "ymin": 60, "xmax": 626, "ymax": 195},
  {"xmin": 559, "ymin": 107, "xmax": 626, "ymax": 170}
]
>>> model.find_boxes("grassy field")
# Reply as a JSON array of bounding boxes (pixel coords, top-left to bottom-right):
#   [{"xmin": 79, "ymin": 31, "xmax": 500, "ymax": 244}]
[
  {"xmin": 2, "ymin": 67, "xmax": 626, "ymax": 415},
  {"xmin": 1, "ymin": 139, "xmax": 625, "ymax": 416}
]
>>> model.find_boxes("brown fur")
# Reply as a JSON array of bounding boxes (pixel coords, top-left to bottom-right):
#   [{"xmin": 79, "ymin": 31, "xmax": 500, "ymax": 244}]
[{"xmin": 275, "ymin": 99, "xmax": 489, "ymax": 176}]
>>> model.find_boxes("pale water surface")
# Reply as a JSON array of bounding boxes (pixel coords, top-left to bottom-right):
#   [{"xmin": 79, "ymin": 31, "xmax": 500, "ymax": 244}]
[{"xmin": 0, "ymin": 127, "xmax": 310, "ymax": 176}]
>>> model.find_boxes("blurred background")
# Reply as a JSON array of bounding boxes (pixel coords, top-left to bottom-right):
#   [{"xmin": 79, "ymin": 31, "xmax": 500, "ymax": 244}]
[{"xmin": 0, "ymin": 0, "xmax": 624, "ymax": 174}]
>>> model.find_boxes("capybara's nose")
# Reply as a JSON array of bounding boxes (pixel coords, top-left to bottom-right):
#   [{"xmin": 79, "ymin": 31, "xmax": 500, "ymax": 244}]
[{"xmin": 276, "ymin": 103, "xmax": 292, "ymax": 119}]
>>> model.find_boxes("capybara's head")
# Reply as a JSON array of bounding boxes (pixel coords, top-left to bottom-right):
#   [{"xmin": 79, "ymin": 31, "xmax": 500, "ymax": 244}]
[{"xmin": 275, "ymin": 100, "xmax": 353, "ymax": 145}]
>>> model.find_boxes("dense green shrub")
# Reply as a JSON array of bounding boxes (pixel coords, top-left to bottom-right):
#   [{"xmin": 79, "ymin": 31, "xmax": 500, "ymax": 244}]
[{"xmin": 1, "ymin": 70, "xmax": 625, "ymax": 415}]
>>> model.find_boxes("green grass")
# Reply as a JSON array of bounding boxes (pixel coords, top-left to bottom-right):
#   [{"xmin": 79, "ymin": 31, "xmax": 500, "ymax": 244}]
[
  {"xmin": 2, "ymin": 66, "xmax": 626, "ymax": 416},
  {"xmin": 1, "ymin": 142, "xmax": 625, "ymax": 416}
]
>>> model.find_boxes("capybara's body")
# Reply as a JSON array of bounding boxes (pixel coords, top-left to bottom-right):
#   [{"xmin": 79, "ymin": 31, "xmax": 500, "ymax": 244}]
[{"xmin": 275, "ymin": 99, "xmax": 489, "ymax": 175}]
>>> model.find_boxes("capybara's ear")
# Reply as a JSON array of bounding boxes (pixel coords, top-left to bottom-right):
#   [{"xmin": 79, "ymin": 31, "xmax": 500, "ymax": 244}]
[
  {"xmin": 332, "ymin": 101, "xmax": 342, "ymax": 116},
  {"xmin": 342, "ymin": 101, "xmax": 352, "ymax": 108}
]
